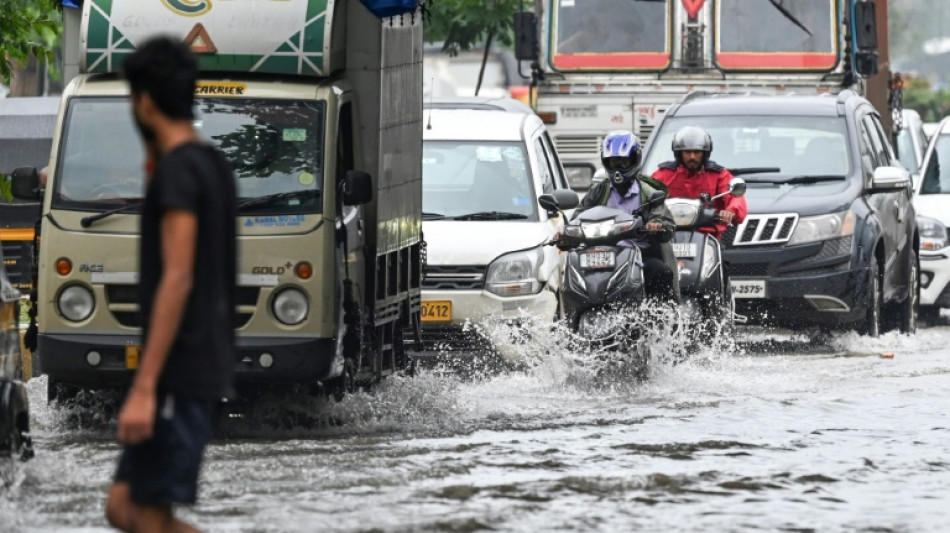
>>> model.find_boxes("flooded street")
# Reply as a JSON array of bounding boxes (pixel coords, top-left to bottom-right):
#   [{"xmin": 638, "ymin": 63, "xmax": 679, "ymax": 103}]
[{"xmin": 5, "ymin": 324, "xmax": 950, "ymax": 532}]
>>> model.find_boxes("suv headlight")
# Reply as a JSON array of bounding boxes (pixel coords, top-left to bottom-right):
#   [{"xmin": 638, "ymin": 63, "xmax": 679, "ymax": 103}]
[
  {"xmin": 58, "ymin": 285, "xmax": 94, "ymax": 322},
  {"xmin": 272, "ymin": 288, "xmax": 309, "ymax": 325},
  {"xmin": 919, "ymin": 216, "xmax": 949, "ymax": 251},
  {"xmin": 788, "ymin": 210, "xmax": 856, "ymax": 245},
  {"xmin": 485, "ymin": 247, "xmax": 543, "ymax": 297}
]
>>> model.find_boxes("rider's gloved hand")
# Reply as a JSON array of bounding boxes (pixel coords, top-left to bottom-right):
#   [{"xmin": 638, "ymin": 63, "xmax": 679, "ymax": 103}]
[
  {"xmin": 717, "ymin": 210, "xmax": 736, "ymax": 225},
  {"xmin": 645, "ymin": 220, "xmax": 664, "ymax": 232}
]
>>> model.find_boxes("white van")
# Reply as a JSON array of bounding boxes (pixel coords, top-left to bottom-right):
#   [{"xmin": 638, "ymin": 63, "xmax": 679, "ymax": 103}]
[{"xmin": 418, "ymin": 99, "xmax": 576, "ymax": 359}]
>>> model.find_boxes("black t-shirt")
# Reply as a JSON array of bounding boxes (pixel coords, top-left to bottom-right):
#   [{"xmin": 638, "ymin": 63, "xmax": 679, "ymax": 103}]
[{"xmin": 139, "ymin": 142, "xmax": 237, "ymax": 400}]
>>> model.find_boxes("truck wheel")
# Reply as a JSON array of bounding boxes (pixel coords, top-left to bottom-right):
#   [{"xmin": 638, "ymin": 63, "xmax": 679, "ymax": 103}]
[
  {"xmin": 861, "ymin": 260, "xmax": 883, "ymax": 337},
  {"xmin": 47, "ymin": 379, "xmax": 82, "ymax": 405},
  {"xmin": 898, "ymin": 250, "xmax": 920, "ymax": 334}
]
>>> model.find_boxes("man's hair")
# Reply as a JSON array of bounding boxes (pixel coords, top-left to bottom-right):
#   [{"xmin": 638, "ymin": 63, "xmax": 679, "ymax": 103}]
[{"xmin": 122, "ymin": 36, "xmax": 197, "ymax": 120}]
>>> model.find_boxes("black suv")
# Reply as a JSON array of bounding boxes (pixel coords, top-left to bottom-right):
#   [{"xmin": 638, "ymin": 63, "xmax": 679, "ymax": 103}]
[{"xmin": 642, "ymin": 91, "xmax": 919, "ymax": 335}]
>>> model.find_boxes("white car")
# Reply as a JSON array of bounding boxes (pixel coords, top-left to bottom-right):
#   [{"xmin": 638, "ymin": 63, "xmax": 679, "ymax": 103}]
[
  {"xmin": 914, "ymin": 116, "xmax": 950, "ymax": 321},
  {"xmin": 896, "ymin": 109, "xmax": 929, "ymax": 185},
  {"xmin": 419, "ymin": 100, "xmax": 577, "ymax": 360}
]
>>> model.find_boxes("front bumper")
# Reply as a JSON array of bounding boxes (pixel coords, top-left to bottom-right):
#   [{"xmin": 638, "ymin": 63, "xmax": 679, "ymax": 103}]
[
  {"xmin": 725, "ymin": 237, "xmax": 867, "ymax": 328},
  {"xmin": 37, "ymin": 333, "xmax": 338, "ymax": 388},
  {"xmin": 920, "ymin": 251, "xmax": 950, "ymax": 307}
]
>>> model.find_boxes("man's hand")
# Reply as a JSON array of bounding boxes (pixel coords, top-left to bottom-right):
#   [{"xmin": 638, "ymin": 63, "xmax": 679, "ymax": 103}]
[
  {"xmin": 717, "ymin": 210, "xmax": 736, "ymax": 225},
  {"xmin": 117, "ymin": 386, "xmax": 157, "ymax": 445},
  {"xmin": 645, "ymin": 220, "xmax": 664, "ymax": 232}
]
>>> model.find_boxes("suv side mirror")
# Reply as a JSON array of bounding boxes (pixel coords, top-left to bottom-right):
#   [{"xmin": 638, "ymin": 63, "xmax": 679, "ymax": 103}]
[
  {"xmin": 870, "ymin": 166, "xmax": 910, "ymax": 192},
  {"xmin": 342, "ymin": 170, "xmax": 373, "ymax": 206},
  {"xmin": 513, "ymin": 12, "xmax": 538, "ymax": 61},
  {"xmin": 11, "ymin": 167, "xmax": 41, "ymax": 200}
]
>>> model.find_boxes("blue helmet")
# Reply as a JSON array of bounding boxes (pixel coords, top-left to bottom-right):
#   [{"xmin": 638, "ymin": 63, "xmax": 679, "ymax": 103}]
[{"xmin": 601, "ymin": 130, "xmax": 642, "ymax": 188}]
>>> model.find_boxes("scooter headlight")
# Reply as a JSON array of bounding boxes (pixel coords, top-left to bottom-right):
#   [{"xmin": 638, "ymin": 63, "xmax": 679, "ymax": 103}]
[
  {"xmin": 58, "ymin": 285, "xmax": 95, "ymax": 322},
  {"xmin": 272, "ymin": 288, "xmax": 309, "ymax": 325},
  {"xmin": 581, "ymin": 220, "xmax": 614, "ymax": 238},
  {"xmin": 666, "ymin": 200, "xmax": 701, "ymax": 227}
]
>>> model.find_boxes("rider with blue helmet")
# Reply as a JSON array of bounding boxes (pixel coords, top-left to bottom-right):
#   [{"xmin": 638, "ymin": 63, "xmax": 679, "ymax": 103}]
[{"xmin": 572, "ymin": 130, "xmax": 680, "ymax": 303}]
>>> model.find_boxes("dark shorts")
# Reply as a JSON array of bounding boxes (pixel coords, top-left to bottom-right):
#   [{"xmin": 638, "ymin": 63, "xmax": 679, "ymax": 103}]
[{"xmin": 114, "ymin": 393, "xmax": 218, "ymax": 506}]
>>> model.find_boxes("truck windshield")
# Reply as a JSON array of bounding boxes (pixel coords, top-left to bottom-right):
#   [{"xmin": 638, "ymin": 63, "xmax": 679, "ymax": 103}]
[
  {"xmin": 642, "ymin": 115, "xmax": 852, "ymax": 188},
  {"xmin": 551, "ymin": 0, "xmax": 670, "ymax": 70},
  {"xmin": 53, "ymin": 97, "xmax": 325, "ymax": 214},
  {"xmin": 716, "ymin": 0, "xmax": 838, "ymax": 70},
  {"xmin": 422, "ymin": 141, "xmax": 538, "ymax": 221}
]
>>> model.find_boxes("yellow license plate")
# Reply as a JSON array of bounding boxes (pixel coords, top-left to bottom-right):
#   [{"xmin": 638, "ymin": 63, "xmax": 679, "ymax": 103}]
[
  {"xmin": 125, "ymin": 345, "xmax": 140, "ymax": 369},
  {"xmin": 421, "ymin": 301, "xmax": 452, "ymax": 323}
]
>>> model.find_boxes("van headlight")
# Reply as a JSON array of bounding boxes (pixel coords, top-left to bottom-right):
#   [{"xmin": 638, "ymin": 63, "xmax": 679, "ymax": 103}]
[
  {"xmin": 272, "ymin": 288, "xmax": 308, "ymax": 325},
  {"xmin": 919, "ymin": 216, "xmax": 950, "ymax": 251},
  {"xmin": 485, "ymin": 247, "xmax": 543, "ymax": 297},
  {"xmin": 788, "ymin": 210, "xmax": 856, "ymax": 245},
  {"xmin": 58, "ymin": 285, "xmax": 94, "ymax": 322}
]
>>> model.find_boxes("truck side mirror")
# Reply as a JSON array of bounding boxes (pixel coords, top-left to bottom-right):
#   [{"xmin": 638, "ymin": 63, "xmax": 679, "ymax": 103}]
[
  {"xmin": 514, "ymin": 12, "xmax": 538, "ymax": 61},
  {"xmin": 853, "ymin": 1, "xmax": 879, "ymax": 76},
  {"xmin": 11, "ymin": 167, "xmax": 41, "ymax": 201},
  {"xmin": 342, "ymin": 170, "xmax": 373, "ymax": 206}
]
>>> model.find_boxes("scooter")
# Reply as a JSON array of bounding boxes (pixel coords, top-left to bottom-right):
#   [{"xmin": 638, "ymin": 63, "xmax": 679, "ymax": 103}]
[
  {"xmin": 539, "ymin": 189, "xmax": 668, "ymax": 368},
  {"xmin": 665, "ymin": 177, "xmax": 747, "ymax": 327}
]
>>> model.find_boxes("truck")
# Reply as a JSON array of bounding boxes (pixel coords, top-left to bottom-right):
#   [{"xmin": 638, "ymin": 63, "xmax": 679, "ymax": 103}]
[
  {"xmin": 514, "ymin": 0, "xmax": 893, "ymax": 190},
  {"xmin": 11, "ymin": 0, "xmax": 424, "ymax": 402}
]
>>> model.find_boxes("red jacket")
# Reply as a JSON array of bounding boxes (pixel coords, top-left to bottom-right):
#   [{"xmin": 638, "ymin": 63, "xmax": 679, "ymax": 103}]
[{"xmin": 651, "ymin": 160, "xmax": 747, "ymax": 240}]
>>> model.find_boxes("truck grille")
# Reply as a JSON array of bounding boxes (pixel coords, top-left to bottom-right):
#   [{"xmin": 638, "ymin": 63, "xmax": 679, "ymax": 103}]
[
  {"xmin": 104, "ymin": 285, "xmax": 260, "ymax": 328},
  {"xmin": 423, "ymin": 265, "xmax": 486, "ymax": 291},
  {"xmin": 554, "ymin": 135, "xmax": 601, "ymax": 156},
  {"xmin": 729, "ymin": 214, "xmax": 798, "ymax": 247},
  {"xmin": 1, "ymin": 239, "xmax": 33, "ymax": 294}
]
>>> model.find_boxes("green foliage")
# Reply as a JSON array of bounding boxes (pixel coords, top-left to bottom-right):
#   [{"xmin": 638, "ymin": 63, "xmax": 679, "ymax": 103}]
[
  {"xmin": 903, "ymin": 77, "xmax": 950, "ymax": 123},
  {"xmin": 424, "ymin": 0, "xmax": 521, "ymax": 52},
  {"xmin": 0, "ymin": 0, "xmax": 62, "ymax": 85},
  {"xmin": 0, "ymin": 172, "xmax": 11, "ymax": 203}
]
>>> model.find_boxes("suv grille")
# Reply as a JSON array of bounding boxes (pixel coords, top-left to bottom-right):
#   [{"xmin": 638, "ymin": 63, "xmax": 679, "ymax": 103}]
[
  {"xmin": 730, "ymin": 214, "xmax": 798, "ymax": 247},
  {"xmin": 423, "ymin": 265, "xmax": 486, "ymax": 291},
  {"xmin": 554, "ymin": 135, "xmax": 601, "ymax": 156}
]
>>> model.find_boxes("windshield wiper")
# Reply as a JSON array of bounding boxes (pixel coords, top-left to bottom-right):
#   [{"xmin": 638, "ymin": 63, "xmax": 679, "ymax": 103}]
[
  {"xmin": 237, "ymin": 189, "xmax": 320, "ymax": 211},
  {"xmin": 80, "ymin": 200, "xmax": 143, "ymax": 228},
  {"xmin": 422, "ymin": 211, "xmax": 447, "ymax": 220},
  {"xmin": 744, "ymin": 174, "xmax": 847, "ymax": 185},
  {"xmin": 768, "ymin": 0, "xmax": 812, "ymax": 36},
  {"xmin": 730, "ymin": 167, "xmax": 781, "ymax": 177},
  {"xmin": 451, "ymin": 211, "xmax": 529, "ymax": 221}
]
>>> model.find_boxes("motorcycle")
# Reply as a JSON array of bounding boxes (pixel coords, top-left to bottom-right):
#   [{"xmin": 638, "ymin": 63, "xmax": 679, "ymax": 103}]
[
  {"xmin": 665, "ymin": 177, "xmax": 747, "ymax": 329},
  {"xmin": 539, "ymin": 189, "xmax": 668, "ymax": 373}
]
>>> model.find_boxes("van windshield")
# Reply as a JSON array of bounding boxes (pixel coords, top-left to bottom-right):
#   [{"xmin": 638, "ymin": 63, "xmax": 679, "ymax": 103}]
[
  {"xmin": 643, "ymin": 115, "xmax": 852, "ymax": 188},
  {"xmin": 53, "ymin": 97, "xmax": 325, "ymax": 214},
  {"xmin": 422, "ymin": 141, "xmax": 537, "ymax": 221},
  {"xmin": 919, "ymin": 134, "xmax": 950, "ymax": 195}
]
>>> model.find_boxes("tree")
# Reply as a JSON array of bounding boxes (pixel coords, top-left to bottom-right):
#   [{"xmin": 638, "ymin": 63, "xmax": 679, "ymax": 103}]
[
  {"xmin": 0, "ymin": 0, "xmax": 62, "ymax": 87},
  {"xmin": 424, "ymin": 0, "xmax": 521, "ymax": 94}
]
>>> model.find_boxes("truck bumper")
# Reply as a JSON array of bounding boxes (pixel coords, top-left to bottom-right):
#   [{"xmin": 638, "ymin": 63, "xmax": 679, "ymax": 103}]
[
  {"xmin": 732, "ymin": 267, "xmax": 869, "ymax": 328},
  {"xmin": 38, "ymin": 334, "xmax": 338, "ymax": 388}
]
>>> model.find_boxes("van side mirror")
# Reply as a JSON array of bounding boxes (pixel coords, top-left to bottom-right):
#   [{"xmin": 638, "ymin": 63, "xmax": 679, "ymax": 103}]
[
  {"xmin": 11, "ymin": 167, "xmax": 41, "ymax": 200},
  {"xmin": 514, "ymin": 12, "xmax": 538, "ymax": 61},
  {"xmin": 342, "ymin": 170, "xmax": 373, "ymax": 206}
]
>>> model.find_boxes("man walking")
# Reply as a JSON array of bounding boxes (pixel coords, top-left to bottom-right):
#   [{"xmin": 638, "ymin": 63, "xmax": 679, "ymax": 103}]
[{"xmin": 105, "ymin": 37, "xmax": 237, "ymax": 533}]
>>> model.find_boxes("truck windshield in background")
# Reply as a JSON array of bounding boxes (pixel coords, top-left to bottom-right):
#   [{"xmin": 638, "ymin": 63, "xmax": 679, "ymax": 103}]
[
  {"xmin": 54, "ymin": 98, "xmax": 325, "ymax": 213},
  {"xmin": 642, "ymin": 115, "xmax": 852, "ymax": 188},
  {"xmin": 716, "ymin": 0, "xmax": 838, "ymax": 70},
  {"xmin": 551, "ymin": 0, "xmax": 670, "ymax": 70},
  {"xmin": 422, "ymin": 141, "xmax": 538, "ymax": 221}
]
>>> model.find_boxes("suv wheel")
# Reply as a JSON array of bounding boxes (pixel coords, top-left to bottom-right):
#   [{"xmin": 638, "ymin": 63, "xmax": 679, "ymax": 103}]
[
  {"xmin": 861, "ymin": 259, "xmax": 883, "ymax": 337},
  {"xmin": 898, "ymin": 250, "xmax": 920, "ymax": 334}
]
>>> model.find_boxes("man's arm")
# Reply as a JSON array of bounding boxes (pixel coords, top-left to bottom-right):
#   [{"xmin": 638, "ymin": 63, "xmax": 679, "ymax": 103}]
[
  {"xmin": 718, "ymin": 170, "xmax": 748, "ymax": 224},
  {"xmin": 117, "ymin": 209, "xmax": 197, "ymax": 445}
]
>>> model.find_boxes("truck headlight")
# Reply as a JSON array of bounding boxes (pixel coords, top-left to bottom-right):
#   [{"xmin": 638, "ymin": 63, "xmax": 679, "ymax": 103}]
[
  {"xmin": 272, "ymin": 288, "xmax": 308, "ymax": 325},
  {"xmin": 788, "ymin": 210, "xmax": 856, "ymax": 245},
  {"xmin": 485, "ymin": 247, "xmax": 543, "ymax": 297},
  {"xmin": 58, "ymin": 285, "xmax": 94, "ymax": 322},
  {"xmin": 919, "ymin": 216, "xmax": 950, "ymax": 251}
]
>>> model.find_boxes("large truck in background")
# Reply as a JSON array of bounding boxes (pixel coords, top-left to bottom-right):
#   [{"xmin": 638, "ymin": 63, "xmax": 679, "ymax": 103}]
[
  {"xmin": 514, "ymin": 0, "xmax": 893, "ymax": 190},
  {"xmin": 12, "ymin": 0, "xmax": 423, "ymax": 401}
]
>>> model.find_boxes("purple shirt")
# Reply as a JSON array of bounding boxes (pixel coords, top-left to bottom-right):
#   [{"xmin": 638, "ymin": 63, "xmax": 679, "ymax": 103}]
[{"xmin": 605, "ymin": 180, "xmax": 645, "ymax": 249}]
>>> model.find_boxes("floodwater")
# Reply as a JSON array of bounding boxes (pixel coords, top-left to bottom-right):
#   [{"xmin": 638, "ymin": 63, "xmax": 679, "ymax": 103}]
[{"xmin": 4, "ymin": 318, "xmax": 950, "ymax": 532}]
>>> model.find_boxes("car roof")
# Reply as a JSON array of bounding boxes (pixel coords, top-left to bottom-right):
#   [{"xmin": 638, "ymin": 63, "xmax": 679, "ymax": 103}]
[
  {"xmin": 424, "ymin": 96, "xmax": 535, "ymax": 114},
  {"xmin": 668, "ymin": 92, "xmax": 847, "ymax": 117},
  {"xmin": 423, "ymin": 108, "xmax": 532, "ymax": 141}
]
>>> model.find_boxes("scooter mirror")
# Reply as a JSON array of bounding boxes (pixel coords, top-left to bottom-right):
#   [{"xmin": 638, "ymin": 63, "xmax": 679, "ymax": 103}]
[
  {"xmin": 538, "ymin": 194, "xmax": 560, "ymax": 212},
  {"xmin": 728, "ymin": 177, "xmax": 747, "ymax": 197},
  {"xmin": 552, "ymin": 189, "xmax": 579, "ymax": 210}
]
